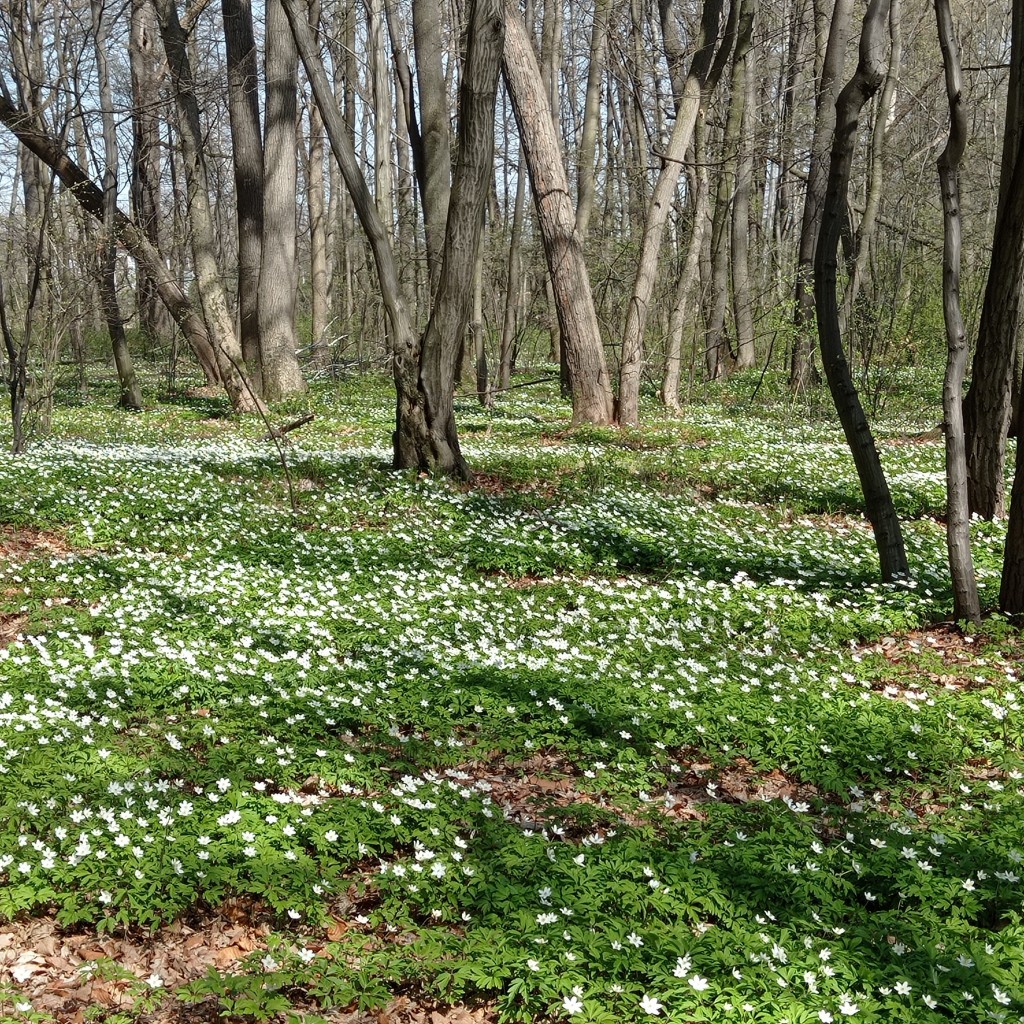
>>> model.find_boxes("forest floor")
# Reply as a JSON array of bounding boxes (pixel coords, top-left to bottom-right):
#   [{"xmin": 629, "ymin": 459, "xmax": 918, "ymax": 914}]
[{"xmin": 0, "ymin": 368, "xmax": 1021, "ymax": 1024}]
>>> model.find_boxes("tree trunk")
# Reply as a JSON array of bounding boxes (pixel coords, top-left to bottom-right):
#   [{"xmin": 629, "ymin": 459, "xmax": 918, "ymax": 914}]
[
  {"xmin": 814, "ymin": 0, "xmax": 908, "ymax": 582},
  {"xmin": 618, "ymin": 0, "xmax": 732, "ymax": 426},
  {"xmin": 91, "ymin": 0, "xmax": 143, "ymax": 411},
  {"xmin": 499, "ymin": 151, "xmax": 526, "ymax": 391},
  {"xmin": 575, "ymin": 0, "xmax": 612, "ymax": 240},
  {"xmin": 393, "ymin": 0, "xmax": 504, "ymax": 475},
  {"xmin": 731, "ymin": 25, "xmax": 756, "ymax": 371},
  {"xmin": 259, "ymin": 0, "xmax": 305, "ymax": 400},
  {"xmin": 472, "ymin": 227, "xmax": 491, "ymax": 406},
  {"xmin": 151, "ymin": 0, "xmax": 261, "ymax": 412},
  {"xmin": 661, "ymin": 117, "xmax": 709, "ymax": 409},
  {"xmin": 964, "ymin": 0, "xmax": 1024, "ymax": 520},
  {"xmin": 792, "ymin": 0, "xmax": 854, "ymax": 392},
  {"xmin": 840, "ymin": 0, "xmax": 900, "ymax": 337},
  {"xmin": 935, "ymin": 0, "xmax": 979, "ymax": 622},
  {"xmin": 369, "ymin": 0, "xmax": 395, "ymax": 231},
  {"xmin": 412, "ymin": 0, "xmax": 452, "ymax": 294},
  {"xmin": 129, "ymin": 0, "xmax": 174, "ymax": 351},
  {"xmin": 221, "ymin": 0, "xmax": 264, "ymax": 385},
  {"xmin": 502, "ymin": 1, "xmax": 614, "ymax": 425},
  {"xmin": 0, "ymin": 94, "xmax": 237, "ymax": 396},
  {"xmin": 308, "ymin": 81, "xmax": 330, "ymax": 368},
  {"xmin": 284, "ymin": 0, "xmax": 503, "ymax": 476}
]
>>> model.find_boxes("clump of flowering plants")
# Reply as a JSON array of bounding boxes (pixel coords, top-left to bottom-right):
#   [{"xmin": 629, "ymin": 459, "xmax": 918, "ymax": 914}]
[{"xmin": 0, "ymin": 371, "xmax": 1020, "ymax": 1022}]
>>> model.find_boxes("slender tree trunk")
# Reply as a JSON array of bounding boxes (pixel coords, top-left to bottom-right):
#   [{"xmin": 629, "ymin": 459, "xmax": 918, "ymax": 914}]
[
  {"xmin": 841, "ymin": 0, "xmax": 900, "ymax": 336},
  {"xmin": 575, "ymin": 0, "xmax": 612, "ymax": 240},
  {"xmin": 499, "ymin": 152, "xmax": 526, "ymax": 390},
  {"xmin": 618, "ymin": 0, "xmax": 730, "ymax": 426},
  {"xmin": 369, "ymin": 0, "xmax": 395, "ymax": 231},
  {"xmin": 151, "ymin": 0, "xmax": 261, "ymax": 412},
  {"xmin": 964, "ymin": 1, "xmax": 1024, "ymax": 520},
  {"xmin": 792, "ymin": 0, "xmax": 854, "ymax": 392},
  {"xmin": 662, "ymin": 118, "xmax": 709, "ymax": 409},
  {"xmin": 260, "ymin": 0, "xmax": 305, "ymax": 399},
  {"xmin": 703, "ymin": 1, "xmax": 754, "ymax": 383},
  {"xmin": 472, "ymin": 227, "xmax": 491, "ymax": 406},
  {"xmin": 731, "ymin": 21, "xmax": 756, "ymax": 371},
  {"xmin": 92, "ymin": 0, "xmax": 143, "ymax": 411},
  {"xmin": 385, "ymin": 3, "xmax": 418, "ymax": 302},
  {"xmin": 935, "ymin": 0, "xmax": 979, "ymax": 622},
  {"xmin": 412, "ymin": 0, "xmax": 452, "ymax": 294},
  {"xmin": 129, "ymin": 0, "xmax": 173, "ymax": 351},
  {"xmin": 814, "ymin": 0, "xmax": 907, "ymax": 582},
  {"xmin": 502, "ymin": 1, "xmax": 614, "ymax": 425},
  {"xmin": 221, "ymin": 0, "xmax": 264, "ymax": 386},
  {"xmin": 772, "ymin": 0, "xmax": 806, "ymax": 302},
  {"xmin": 308, "ymin": 87, "xmax": 330, "ymax": 368}
]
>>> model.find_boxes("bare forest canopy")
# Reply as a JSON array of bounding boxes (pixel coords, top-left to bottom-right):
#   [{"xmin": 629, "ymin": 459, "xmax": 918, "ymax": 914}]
[{"xmin": 1, "ymin": 0, "xmax": 1024, "ymax": 610}]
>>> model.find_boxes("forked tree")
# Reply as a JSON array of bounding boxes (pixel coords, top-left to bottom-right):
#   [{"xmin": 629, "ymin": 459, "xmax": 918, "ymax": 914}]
[{"xmin": 283, "ymin": 0, "xmax": 504, "ymax": 477}]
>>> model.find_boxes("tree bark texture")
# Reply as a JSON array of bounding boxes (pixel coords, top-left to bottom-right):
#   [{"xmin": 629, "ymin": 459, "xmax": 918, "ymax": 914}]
[
  {"xmin": 840, "ymin": 0, "xmax": 900, "ymax": 337},
  {"xmin": 499, "ymin": 151, "xmax": 526, "ymax": 391},
  {"xmin": 964, "ymin": 1, "xmax": 1024, "ymax": 519},
  {"xmin": 91, "ymin": 0, "xmax": 143, "ymax": 411},
  {"xmin": 703, "ymin": 0, "xmax": 755, "ymax": 382},
  {"xmin": 412, "ymin": 0, "xmax": 452, "ymax": 294},
  {"xmin": 731, "ymin": 26, "xmax": 756, "ymax": 371},
  {"xmin": 392, "ymin": 0, "xmax": 504, "ymax": 477},
  {"xmin": 935, "ymin": 0, "xmax": 980, "ymax": 622},
  {"xmin": 661, "ymin": 117, "xmax": 709, "ymax": 409},
  {"xmin": 792, "ymin": 0, "xmax": 854, "ymax": 392},
  {"xmin": 308, "ymin": 86, "xmax": 330, "ymax": 367},
  {"xmin": 814, "ymin": 0, "xmax": 909, "ymax": 582},
  {"xmin": 152, "ymin": 0, "xmax": 261, "ymax": 412},
  {"xmin": 259, "ymin": 0, "xmax": 305, "ymax": 400},
  {"xmin": 129, "ymin": 0, "xmax": 173, "ymax": 350},
  {"xmin": 575, "ymin": 0, "xmax": 612, "ymax": 241},
  {"xmin": 502, "ymin": 1, "xmax": 614, "ymax": 425},
  {"xmin": 221, "ymin": 0, "xmax": 264, "ymax": 384}
]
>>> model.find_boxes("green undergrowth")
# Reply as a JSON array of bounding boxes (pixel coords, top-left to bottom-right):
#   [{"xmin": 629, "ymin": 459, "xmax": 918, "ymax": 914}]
[{"xmin": 0, "ymin": 368, "xmax": 1020, "ymax": 1023}]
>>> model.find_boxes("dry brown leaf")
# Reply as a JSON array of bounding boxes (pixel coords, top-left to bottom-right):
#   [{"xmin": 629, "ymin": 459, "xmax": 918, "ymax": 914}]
[{"xmin": 212, "ymin": 944, "xmax": 249, "ymax": 967}]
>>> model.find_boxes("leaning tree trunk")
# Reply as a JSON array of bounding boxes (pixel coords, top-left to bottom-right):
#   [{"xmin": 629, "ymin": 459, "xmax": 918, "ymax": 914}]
[
  {"xmin": 935, "ymin": 0, "xmax": 979, "ymax": 622},
  {"xmin": 502, "ymin": 0, "xmax": 614, "ymax": 425},
  {"xmin": 152, "ymin": 0, "xmax": 261, "ymax": 413},
  {"xmin": 964, "ymin": 0, "xmax": 1024, "ymax": 520},
  {"xmin": 814, "ymin": 0, "xmax": 908, "ymax": 582},
  {"xmin": 791, "ymin": 0, "xmax": 854, "ymax": 392},
  {"xmin": 0, "ymin": 95, "xmax": 233, "ymax": 396},
  {"xmin": 618, "ymin": 0, "xmax": 732, "ymax": 425}
]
